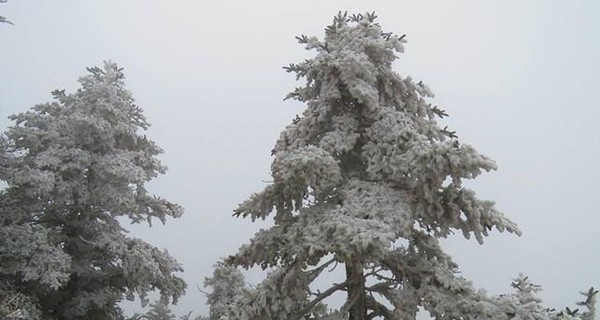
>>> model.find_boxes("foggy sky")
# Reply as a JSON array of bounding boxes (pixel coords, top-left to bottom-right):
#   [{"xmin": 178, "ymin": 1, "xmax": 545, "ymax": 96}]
[{"xmin": 1, "ymin": 0, "xmax": 598, "ymax": 317}]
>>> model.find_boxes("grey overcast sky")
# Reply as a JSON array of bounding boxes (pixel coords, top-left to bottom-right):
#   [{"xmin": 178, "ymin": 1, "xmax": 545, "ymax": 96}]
[{"xmin": 1, "ymin": 0, "xmax": 599, "ymax": 317}]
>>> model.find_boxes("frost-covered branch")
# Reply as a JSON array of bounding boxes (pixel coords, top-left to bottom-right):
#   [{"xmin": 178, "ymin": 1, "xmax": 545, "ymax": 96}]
[
  {"xmin": 365, "ymin": 295, "xmax": 392, "ymax": 320},
  {"xmin": 292, "ymin": 280, "xmax": 348, "ymax": 320}
]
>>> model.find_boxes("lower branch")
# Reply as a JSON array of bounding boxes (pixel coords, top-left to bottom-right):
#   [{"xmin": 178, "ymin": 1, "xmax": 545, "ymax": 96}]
[
  {"xmin": 291, "ymin": 280, "xmax": 348, "ymax": 320},
  {"xmin": 365, "ymin": 296, "xmax": 392, "ymax": 320}
]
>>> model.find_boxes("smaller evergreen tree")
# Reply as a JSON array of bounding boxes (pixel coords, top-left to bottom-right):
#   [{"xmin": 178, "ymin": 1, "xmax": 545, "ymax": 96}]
[{"xmin": 1, "ymin": 62, "xmax": 186, "ymax": 319}]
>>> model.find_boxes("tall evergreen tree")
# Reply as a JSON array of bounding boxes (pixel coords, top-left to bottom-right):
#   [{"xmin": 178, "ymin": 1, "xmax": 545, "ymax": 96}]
[
  {"xmin": 214, "ymin": 12, "xmax": 596, "ymax": 320},
  {"xmin": 1, "ymin": 62, "xmax": 186, "ymax": 319}
]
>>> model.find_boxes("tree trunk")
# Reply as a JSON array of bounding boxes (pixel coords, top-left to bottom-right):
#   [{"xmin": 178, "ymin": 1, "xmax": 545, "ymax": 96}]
[{"xmin": 345, "ymin": 261, "xmax": 367, "ymax": 320}]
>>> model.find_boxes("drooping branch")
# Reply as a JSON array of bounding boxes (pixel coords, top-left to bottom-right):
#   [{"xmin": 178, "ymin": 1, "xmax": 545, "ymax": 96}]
[
  {"xmin": 366, "ymin": 281, "xmax": 397, "ymax": 293},
  {"xmin": 365, "ymin": 280, "xmax": 404, "ymax": 311},
  {"xmin": 306, "ymin": 257, "xmax": 337, "ymax": 282},
  {"xmin": 364, "ymin": 267, "xmax": 397, "ymax": 283},
  {"xmin": 292, "ymin": 280, "xmax": 348, "ymax": 320}
]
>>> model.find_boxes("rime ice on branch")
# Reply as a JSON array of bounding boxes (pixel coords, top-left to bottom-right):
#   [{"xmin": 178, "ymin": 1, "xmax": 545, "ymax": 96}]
[{"xmin": 208, "ymin": 12, "xmax": 595, "ymax": 320}]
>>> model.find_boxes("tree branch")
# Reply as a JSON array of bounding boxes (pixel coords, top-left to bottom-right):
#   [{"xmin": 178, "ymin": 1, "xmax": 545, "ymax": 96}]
[
  {"xmin": 292, "ymin": 280, "xmax": 348, "ymax": 320},
  {"xmin": 307, "ymin": 256, "xmax": 337, "ymax": 281},
  {"xmin": 365, "ymin": 295, "xmax": 392, "ymax": 320},
  {"xmin": 366, "ymin": 281, "xmax": 396, "ymax": 293}
]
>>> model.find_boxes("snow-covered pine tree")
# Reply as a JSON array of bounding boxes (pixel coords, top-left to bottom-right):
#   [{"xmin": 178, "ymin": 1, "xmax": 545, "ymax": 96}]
[
  {"xmin": 215, "ymin": 12, "xmax": 596, "ymax": 320},
  {"xmin": 1, "ymin": 62, "xmax": 186, "ymax": 320}
]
